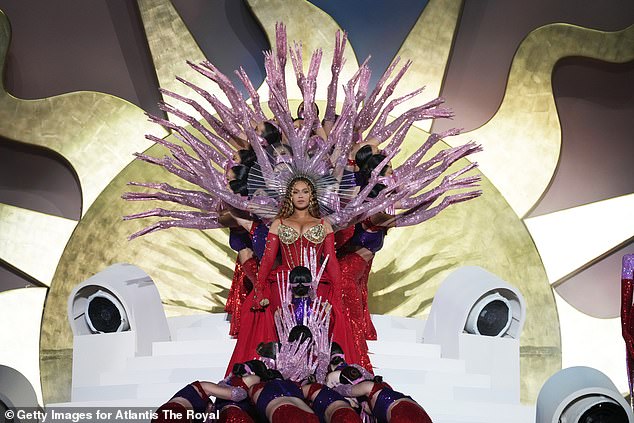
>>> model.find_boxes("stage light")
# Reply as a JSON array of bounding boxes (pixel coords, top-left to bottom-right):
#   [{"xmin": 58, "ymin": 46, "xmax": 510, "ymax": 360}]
[
  {"xmin": 68, "ymin": 262, "xmax": 170, "ymax": 354},
  {"xmin": 0, "ymin": 365, "xmax": 41, "ymax": 423},
  {"xmin": 423, "ymin": 266, "xmax": 526, "ymax": 355},
  {"xmin": 423, "ymin": 266, "xmax": 526, "ymax": 403},
  {"xmin": 536, "ymin": 366, "xmax": 633, "ymax": 423},
  {"xmin": 67, "ymin": 263, "xmax": 171, "ymax": 398},
  {"xmin": 464, "ymin": 292, "xmax": 512, "ymax": 337},
  {"xmin": 85, "ymin": 289, "xmax": 130, "ymax": 334}
]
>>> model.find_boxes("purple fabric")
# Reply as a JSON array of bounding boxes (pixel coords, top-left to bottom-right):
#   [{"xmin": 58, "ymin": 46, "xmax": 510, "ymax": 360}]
[
  {"xmin": 349, "ymin": 223, "xmax": 385, "ymax": 253},
  {"xmin": 373, "ymin": 388, "xmax": 410, "ymax": 423},
  {"xmin": 252, "ymin": 222, "xmax": 269, "ymax": 260},
  {"xmin": 292, "ymin": 297, "xmax": 312, "ymax": 325},
  {"xmin": 229, "ymin": 228, "xmax": 252, "ymax": 252},
  {"xmin": 623, "ymin": 254, "xmax": 634, "ymax": 280},
  {"xmin": 172, "ymin": 384, "xmax": 208, "ymax": 414},
  {"xmin": 313, "ymin": 387, "xmax": 347, "ymax": 423},
  {"xmin": 255, "ymin": 379, "xmax": 303, "ymax": 416}
]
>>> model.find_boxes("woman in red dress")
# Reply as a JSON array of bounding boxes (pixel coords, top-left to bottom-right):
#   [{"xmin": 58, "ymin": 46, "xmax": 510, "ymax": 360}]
[{"xmin": 226, "ymin": 176, "xmax": 359, "ymax": 373}]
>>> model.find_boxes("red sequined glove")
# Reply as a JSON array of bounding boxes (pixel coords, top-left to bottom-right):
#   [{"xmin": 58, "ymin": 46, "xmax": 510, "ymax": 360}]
[{"xmin": 252, "ymin": 232, "xmax": 279, "ymax": 309}]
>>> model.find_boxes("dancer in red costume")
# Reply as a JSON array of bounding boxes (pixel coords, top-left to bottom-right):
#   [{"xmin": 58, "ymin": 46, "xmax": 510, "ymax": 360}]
[
  {"xmin": 152, "ymin": 380, "xmax": 249, "ymax": 423},
  {"xmin": 255, "ymin": 177, "xmax": 343, "ymax": 310},
  {"xmin": 226, "ymin": 177, "xmax": 361, "ymax": 373},
  {"xmin": 621, "ymin": 254, "xmax": 634, "ymax": 402},
  {"xmin": 332, "ymin": 366, "xmax": 433, "ymax": 423}
]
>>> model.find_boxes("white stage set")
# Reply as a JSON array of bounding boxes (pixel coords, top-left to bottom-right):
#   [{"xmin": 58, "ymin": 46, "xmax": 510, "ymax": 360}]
[{"xmin": 0, "ymin": 263, "xmax": 617, "ymax": 422}]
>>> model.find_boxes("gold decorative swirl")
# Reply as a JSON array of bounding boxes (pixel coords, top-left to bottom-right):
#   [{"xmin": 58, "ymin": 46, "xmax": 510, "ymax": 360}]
[
  {"xmin": 136, "ymin": 0, "xmax": 229, "ymax": 120},
  {"xmin": 447, "ymin": 23, "xmax": 634, "ymax": 218},
  {"xmin": 0, "ymin": 9, "xmax": 166, "ymax": 216},
  {"xmin": 392, "ymin": 0, "xmax": 464, "ymax": 131},
  {"xmin": 246, "ymin": 0, "xmax": 359, "ymax": 101}
]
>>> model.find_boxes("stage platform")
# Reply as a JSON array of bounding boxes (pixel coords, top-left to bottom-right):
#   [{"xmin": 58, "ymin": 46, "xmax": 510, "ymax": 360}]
[{"xmin": 48, "ymin": 312, "xmax": 535, "ymax": 423}]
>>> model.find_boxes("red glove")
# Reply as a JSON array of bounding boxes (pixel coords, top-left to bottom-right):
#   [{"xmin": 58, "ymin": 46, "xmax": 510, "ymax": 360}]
[{"xmin": 252, "ymin": 232, "xmax": 279, "ymax": 308}]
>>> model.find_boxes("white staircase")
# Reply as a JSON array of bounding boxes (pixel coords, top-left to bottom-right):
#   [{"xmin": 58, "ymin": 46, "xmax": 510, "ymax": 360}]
[{"xmin": 48, "ymin": 313, "xmax": 535, "ymax": 422}]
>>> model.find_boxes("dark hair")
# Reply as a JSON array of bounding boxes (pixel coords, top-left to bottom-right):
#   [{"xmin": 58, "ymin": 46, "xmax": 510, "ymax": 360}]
[
  {"xmin": 262, "ymin": 369, "xmax": 284, "ymax": 382},
  {"xmin": 361, "ymin": 154, "xmax": 387, "ymax": 174},
  {"xmin": 256, "ymin": 341, "xmax": 279, "ymax": 359},
  {"xmin": 245, "ymin": 359, "xmax": 268, "ymax": 378},
  {"xmin": 266, "ymin": 142, "xmax": 293, "ymax": 159},
  {"xmin": 340, "ymin": 366, "xmax": 362, "ymax": 385},
  {"xmin": 232, "ymin": 363, "xmax": 248, "ymax": 376},
  {"xmin": 368, "ymin": 183, "xmax": 386, "ymax": 199},
  {"xmin": 289, "ymin": 266, "xmax": 312, "ymax": 285},
  {"xmin": 355, "ymin": 145, "xmax": 374, "ymax": 170},
  {"xmin": 261, "ymin": 122, "xmax": 281, "ymax": 145},
  {"xmin": 329, "ymin": 342, "xmax": 345, "ymax": 367},
  {"xmin": 232, "ymin": 361, "xmax": 268, "ymax": 378},
  {"xmin": 359, "ymin": 153, "xmax": 390, "ymax": 187},
  {"xmin": 331, "ymin": 342, "xmax": 344, "ymax": 356},
  {"xmin": 231, "ymin": 165, "xmax": 249, "ymax": 181},
  {"xmin": 297, "ymin": 101, "xmax": 320, "ymax": 119},
  {"xmin": 288, "ymin": 325, "xmax": 313, "ymax": 344},
  {"xmin": 237, "ymin": 148, "xmax": 256, "ymax": 168},
  {"xmin": 229, "ymin": 179, "xmax": 248, "ymax": 197}
]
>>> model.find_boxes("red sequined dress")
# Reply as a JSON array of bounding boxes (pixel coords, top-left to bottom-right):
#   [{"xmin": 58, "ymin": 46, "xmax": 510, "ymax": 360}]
[{"xmin": 226, "ymin": 219, "xmax": 360, "ymax": 373}]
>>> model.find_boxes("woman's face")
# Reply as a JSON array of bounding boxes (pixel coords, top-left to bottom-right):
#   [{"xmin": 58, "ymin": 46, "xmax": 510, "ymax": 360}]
[
  {"xmin": 291, "ymin": 180, "xmax": 311, "ymax": 210},
  {"xmin": 226, "ymin": 168, "xmax": 237, "ymax": 182},
  {"xmin": 232, "ymin": 150, "xmax": 241, "ymax": 164}
]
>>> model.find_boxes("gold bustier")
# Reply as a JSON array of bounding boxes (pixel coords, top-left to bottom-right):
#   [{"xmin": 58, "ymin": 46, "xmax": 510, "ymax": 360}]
[{"xmin": 278, "ymin": 223, "xmax": 326, "ymax": 245}]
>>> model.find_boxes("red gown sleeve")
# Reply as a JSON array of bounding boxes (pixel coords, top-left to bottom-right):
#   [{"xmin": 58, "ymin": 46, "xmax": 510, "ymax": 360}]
[
  {"xmin": 323, "ymin": 232, "xmax": 343, "ymax": 305},
  {"xmin": 255, "ymin": 232, "xmax": 280, "ymax": 304}
]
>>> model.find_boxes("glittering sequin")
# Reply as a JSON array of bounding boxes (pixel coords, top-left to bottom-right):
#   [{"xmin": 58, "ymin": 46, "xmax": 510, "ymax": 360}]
[{"xmin": 278, "ymin": 223, "xmax": 326, "ymax": 245}]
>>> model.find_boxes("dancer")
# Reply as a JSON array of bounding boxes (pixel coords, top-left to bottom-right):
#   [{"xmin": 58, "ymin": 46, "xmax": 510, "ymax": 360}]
[
  {"xmin": 253, "ymin": 176, "xmax": 343, "ymax": 312},
  {"xmin": 302, "ymin": 381, "xmax": 361, "ymax": 423},
  {"xmin": 332, "ymin": 366, "xmax": 433, "ymax": 423},
  {"xmin": 152, "ymin": 380, "xmax": 247, "ymax": 423}
]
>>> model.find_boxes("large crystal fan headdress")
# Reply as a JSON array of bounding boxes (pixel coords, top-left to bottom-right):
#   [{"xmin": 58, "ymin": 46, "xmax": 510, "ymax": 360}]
[{"xmin": 123, "ymin": 23, "xmax": 482, "ymax": 239}]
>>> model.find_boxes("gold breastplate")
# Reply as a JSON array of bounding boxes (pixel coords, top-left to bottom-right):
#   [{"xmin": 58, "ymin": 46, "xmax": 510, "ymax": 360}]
[{"xmin": 278, "ymin": 223, "xmax": 326, "ymax": 245}]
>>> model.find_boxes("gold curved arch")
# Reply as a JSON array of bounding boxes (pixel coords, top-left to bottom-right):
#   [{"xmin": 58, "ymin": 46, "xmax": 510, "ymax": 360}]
[
  {"xmin": 446, "ymin": 23, "xmax": 634, "ymax": 218},
  {"xmin": 246, "ymin": 0, "xmax": 359, "ymax": 101},
  {"xmin": 0, "ymin": 9, "xmax": 166, "ymax": 216},
  {"xmin": 136, "ymin": 0, "xmax": 229, "ymax": 121},
  {"xmin": 390, "ymin": 0, "xmax": 464, "ymax": 130}
]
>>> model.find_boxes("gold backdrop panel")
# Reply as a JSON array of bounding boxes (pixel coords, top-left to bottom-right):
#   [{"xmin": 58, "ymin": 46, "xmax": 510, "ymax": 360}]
[
  {"xmin": 0, "ymin": 204, "xmax": 76, "ymax": 286},
  {"xmin": 0, "ymin": 10, "xmax": 166, "ymax": 216},
  {"xmin": 40, "ymin": 119, "xmax": 557, "ymax": 403},
  {"xmin": 446, "ymin": 24, "xmax": 634, "ymax": 218},
  {"xmin": 525, "ymin": 193, "xmax": 634, "ymax": 286},
  {"xmin": 136, "ymin": 0, "xmax": 229, "ymax": 123},
  {"xmin": 247, "ymin": 0, "xmax": 359, "ymax": 102},
  {"xmin": 392, "ymin": 0, "xmax": 464, "ymax": 131}
]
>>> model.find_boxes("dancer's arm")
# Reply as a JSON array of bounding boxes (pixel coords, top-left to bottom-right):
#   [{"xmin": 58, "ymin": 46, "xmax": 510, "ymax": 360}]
[
  {"xmin": 199, "ymin": 381, "xmax": 247, "ymax": 402},
  {"xmin": 332, "ymin": 381, "xmax": 374, "ymax": 398},
  {"xmin": 254, "ymin": 220, "xmax": 281, "ymax": 306}
]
